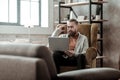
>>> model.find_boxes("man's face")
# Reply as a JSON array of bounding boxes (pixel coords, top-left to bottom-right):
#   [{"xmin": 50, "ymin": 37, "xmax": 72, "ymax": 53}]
[{"xmin": 67, "ymin": 21, "xmax": 78, "ymax": 37}]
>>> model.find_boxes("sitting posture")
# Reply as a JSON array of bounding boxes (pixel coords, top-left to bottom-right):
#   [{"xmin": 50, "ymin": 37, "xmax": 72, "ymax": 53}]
[{"xmin": 51, "ymin": 19, "xmax": 88, "ymax": 73}]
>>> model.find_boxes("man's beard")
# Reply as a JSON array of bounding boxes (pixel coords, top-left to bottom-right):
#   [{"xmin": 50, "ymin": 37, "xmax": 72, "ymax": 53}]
[{"xmin": 68, "ymin": 31, "xmax": 77, "ymax": 37}]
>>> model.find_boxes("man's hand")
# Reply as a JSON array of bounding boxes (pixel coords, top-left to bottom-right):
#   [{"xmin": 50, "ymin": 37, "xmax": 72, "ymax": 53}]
[
  {"xmin": 56, "ymin": 24, "xmax": 66, "ymax": 33},
  {"xmin": 65, "ymin": 50, "xmax": 75, "ymax": 57}
]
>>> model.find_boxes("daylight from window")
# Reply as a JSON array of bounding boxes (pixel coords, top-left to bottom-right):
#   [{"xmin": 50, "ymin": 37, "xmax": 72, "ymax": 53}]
[
  {"xmin": 20, "ymin": 0, "xmax": 39, "ymax": 25},
  {"xmin": 41, "ymin": 0, "xmax": 48, "ymax": 27},
  {"xmin": 0, "ymin": 0, "xmax": 17, "ymax": 23},
  {"xmin": 0, "ymin": 0, "xmax": 49, "ymax": 27}
]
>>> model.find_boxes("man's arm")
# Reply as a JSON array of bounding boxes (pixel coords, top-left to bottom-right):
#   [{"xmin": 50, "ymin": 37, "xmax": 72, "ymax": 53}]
[
  {"xmin": 81, "ymin": 36, "xmax": 89, "ymax": 54},
  {"xmin": 74, "ymin": 35, "xmax": 89, "ymax": 56},
  {"xmin": 51, "ymin": 28, "xmax": 62, "ymax": 37},
  {"xmin": 51, "ymin": 24, "xmax": 66, "ymax": 37}
]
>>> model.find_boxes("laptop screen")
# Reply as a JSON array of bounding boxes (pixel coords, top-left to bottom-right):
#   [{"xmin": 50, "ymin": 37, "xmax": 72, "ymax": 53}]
[{"xmin": 48, "ymin": 37, "xmax": 69, "ymax": 51}]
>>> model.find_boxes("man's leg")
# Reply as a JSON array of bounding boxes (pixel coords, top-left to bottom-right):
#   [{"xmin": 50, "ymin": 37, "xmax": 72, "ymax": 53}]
[
  {"xmin": 53, "ymin": 51, "xmax": 77, "ymax": 73},
  {"xmin": 76, "ymin": 54, "xmax": 86, "ymax": 69},
  {"xmin": 53, "ymin": 51, "xmax": 66, "ymax": 73}
]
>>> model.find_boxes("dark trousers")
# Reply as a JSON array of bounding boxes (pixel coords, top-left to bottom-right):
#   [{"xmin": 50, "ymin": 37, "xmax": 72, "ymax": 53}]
[{"xmin": 53, "ymin": 51, "xmax": 86, "ymax": 73}]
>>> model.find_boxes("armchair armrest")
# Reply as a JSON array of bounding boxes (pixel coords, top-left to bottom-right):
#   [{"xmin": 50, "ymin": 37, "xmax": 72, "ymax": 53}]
[
  {"xmin": 85, "ymin": 47, "xmax": 97, "ymax": 67},
  {"xmin": 58, "ymin": 68, "xmax": 120, "ymax": 80}
]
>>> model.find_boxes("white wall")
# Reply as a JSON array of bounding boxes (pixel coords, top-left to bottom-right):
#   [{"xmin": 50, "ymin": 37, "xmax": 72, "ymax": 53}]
[{"xmin": 0, "ymin": 25, "xmax": 53, "ymax": 35}]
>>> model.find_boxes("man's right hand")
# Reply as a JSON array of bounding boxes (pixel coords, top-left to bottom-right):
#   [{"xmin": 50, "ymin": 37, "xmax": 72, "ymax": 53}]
[
  {"xmin": 51, "ymin": 24, "xmax": 67, "ymax": 37},
  {"xmin": 56, "ymin": 24, "xmax": 67, "ymax": 33}
]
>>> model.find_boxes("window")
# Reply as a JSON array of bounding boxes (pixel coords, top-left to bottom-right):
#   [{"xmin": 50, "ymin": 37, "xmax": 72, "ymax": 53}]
[
  {"xmin": 0, "ymin": 0, "xmax": 49, "ymax": 27},
  {"xmin": 0, "ymin": 0, "xmax": 17, "ymax": 23},
  {"xmin": 20, "ymin": 0, "xmax": 39, "ymax": 26},
  {"xmin": 41, "ymin": 0, "xmax": 48, "ymax": 27}
]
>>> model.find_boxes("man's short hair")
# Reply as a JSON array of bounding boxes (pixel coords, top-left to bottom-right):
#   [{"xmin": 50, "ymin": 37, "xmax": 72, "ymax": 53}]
[{"xmin": 68, "ymin": 19, "xmax": 78, "ymax": 25}]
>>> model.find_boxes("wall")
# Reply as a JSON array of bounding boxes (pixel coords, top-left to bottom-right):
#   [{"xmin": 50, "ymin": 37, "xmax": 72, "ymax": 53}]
[
  {"xmin": 0, "ymin": 34, "xmax": 49, "ymax": 45},
  {"xmin": 103, "ymin": 0, "xmax": 120, "ymax": 69}
]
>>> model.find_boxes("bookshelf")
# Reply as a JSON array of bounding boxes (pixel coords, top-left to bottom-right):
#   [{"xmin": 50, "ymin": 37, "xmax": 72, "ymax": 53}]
[{"xmin": 55, "ymin": 0, "xmax": 108, "ymax": 67}]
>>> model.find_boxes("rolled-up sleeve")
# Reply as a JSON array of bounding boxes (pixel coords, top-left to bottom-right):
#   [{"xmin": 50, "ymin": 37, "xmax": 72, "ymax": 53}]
[
  {"xmin": 81, "ymin": 36, "xmax": 89, "ymax": 54},
  {"xmin": 51, "ymin": 28, "xmax": 62, "ymax": 37}
]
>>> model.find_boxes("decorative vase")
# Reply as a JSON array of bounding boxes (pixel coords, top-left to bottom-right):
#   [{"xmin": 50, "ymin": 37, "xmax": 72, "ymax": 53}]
[{"xmin": 96, "ymin": 15, "xmax": 101, "ymax": 20}]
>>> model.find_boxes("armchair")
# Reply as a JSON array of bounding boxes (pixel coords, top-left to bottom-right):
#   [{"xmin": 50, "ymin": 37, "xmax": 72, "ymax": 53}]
[
  {"xmin": 77, "ymin": 23, "xmax": 98, "ymax": 68},
  {"xmin": 0, "ymin": 43, "xmax": 119, "ymax": 80},
  {"xmin": 58, "ymin": 23, "xmax": 98, "ymax": 72}
]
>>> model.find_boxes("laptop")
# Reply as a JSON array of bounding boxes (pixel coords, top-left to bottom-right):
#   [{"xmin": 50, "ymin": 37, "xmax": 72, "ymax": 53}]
[{"xmin": 48, "ymin": 37, "xmax": 69, "ymax": 51}]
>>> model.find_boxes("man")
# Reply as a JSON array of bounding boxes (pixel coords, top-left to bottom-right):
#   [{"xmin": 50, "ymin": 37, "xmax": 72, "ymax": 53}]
[{"xmin": 52, "ymin": 19, "xmax": 88, "ymax": 73}]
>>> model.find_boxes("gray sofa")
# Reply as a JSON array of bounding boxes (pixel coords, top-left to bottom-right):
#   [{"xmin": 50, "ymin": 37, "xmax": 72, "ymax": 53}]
[{"xmin": 0, "ymin": 43, "xmax": 119, "ymax": 80}]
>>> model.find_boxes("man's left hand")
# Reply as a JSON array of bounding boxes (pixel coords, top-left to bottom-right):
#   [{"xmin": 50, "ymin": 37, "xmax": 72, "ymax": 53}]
[{"xmin": 65, "ymin": 50, "xmax": 75, "ymax": 57}]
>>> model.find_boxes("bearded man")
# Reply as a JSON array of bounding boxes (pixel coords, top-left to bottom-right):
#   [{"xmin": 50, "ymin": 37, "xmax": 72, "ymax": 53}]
[{"xmin": 52, "ymin": 19, "xmax": 88, "ymax": 73}]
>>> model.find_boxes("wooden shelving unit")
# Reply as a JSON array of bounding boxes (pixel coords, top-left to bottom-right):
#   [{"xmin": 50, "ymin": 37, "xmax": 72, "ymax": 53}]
[{"xmin": 56, "ymin": 0, "xmax": 107, "ymax": 67}]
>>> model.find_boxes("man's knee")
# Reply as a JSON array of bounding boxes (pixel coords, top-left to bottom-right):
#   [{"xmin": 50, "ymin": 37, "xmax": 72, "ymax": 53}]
[
  {"xmin": 53, "ymin": 51, "xmax": 64, "ymax": 60},
  {"xmin": 77, "ymin": 54, "xmax": 85, "ymax": 60},
  {"xmin": 76, "ymin": 54, "xmax": 86, "ymax": 69}
]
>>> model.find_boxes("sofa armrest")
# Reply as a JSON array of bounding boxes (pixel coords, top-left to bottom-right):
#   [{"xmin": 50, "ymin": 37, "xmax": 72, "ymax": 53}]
[
  {"xmin": 85, "ymin": 47, "xmax": 97, "ymax": 66},
  {"xmin": 0, "ymin": 43, "xmax": 57, "ymax": 80},
  {"xmin": 58, "ymin": 68, "xmax": 120, "ymax": 80},
  {"xmin": 0, "ymin": 55, "xmax": 50, "ymax": 80}
]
